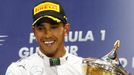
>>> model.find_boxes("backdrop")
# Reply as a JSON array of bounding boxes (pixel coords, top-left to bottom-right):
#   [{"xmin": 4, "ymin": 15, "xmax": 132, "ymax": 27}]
[{"xmin": 0, "ymin": 0, "xmax": 134, "ymax": 75}]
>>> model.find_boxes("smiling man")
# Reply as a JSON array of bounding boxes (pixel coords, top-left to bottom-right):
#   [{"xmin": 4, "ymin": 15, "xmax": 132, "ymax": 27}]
[
  {"xmin": 5, "ymin": 0, "xmax": 84, "ymax": 75},
  {"xmin": 33, "ymin": 18, "xmax": 68, "ymax": 58}
]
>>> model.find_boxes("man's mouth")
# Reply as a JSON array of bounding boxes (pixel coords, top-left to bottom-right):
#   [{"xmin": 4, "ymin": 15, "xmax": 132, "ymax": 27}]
[{"xmin": 43, "ymin": 40, "xmax": 55, "ymax": 47}]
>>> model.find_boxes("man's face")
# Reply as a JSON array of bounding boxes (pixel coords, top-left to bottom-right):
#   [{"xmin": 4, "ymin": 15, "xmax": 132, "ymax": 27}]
[{"xmin": 33, "ymin": 21, "xmax": 69, "ymax": 57}]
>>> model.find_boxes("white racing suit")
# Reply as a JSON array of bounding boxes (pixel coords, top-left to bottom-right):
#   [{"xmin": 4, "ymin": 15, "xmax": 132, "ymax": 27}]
[{"xmin": 5, "ymin": 49, "xmax": 84, "ymax": 75}]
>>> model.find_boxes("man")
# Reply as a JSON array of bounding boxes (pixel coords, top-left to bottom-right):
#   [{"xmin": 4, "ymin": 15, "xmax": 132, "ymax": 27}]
[{"xmin": 5, "ymin": 0, "xmax": 84, "ymax": 75}]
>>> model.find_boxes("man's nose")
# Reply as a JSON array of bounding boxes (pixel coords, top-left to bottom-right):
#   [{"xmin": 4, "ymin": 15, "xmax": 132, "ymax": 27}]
[{"xmin": 44, "ymin": 29, "xmax": 52, "ymax": 38}]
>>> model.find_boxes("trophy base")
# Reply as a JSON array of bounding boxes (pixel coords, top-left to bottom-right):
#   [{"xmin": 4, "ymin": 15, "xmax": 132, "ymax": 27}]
[{"xmin": 87, "ymin": 65, "xmax": 113, "ymax": 75}]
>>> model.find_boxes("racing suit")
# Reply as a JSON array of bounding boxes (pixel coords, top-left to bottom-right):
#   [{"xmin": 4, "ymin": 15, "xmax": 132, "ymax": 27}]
[{"xmin": 5, "ymin": 49, "xmax": 84, "ymax": 75}]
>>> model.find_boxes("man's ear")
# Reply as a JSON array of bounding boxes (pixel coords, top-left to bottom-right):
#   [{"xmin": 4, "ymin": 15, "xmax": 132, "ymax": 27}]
[
  {"xmin": 64, "ymin": 23, "xmax": 70, "ymax": 36},
  {"xmin": 32, "ymin": 26, "xmax": 35, "ymax": 33}
]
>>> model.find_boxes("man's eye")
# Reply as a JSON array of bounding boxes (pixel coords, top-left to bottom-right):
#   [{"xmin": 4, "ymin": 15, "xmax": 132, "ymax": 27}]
[
  {"xmin": 51, "ymin": 26, "xmax": 58, "ymax": 29},
  {"xmin": 37, "ymin": 27, "xmax": 44, "ymax": 31},
  {"xmin": 51, "ymin": 27, "xmax": 57, "ymax": 29}
]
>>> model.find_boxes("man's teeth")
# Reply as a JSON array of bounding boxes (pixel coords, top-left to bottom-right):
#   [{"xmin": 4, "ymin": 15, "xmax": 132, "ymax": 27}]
[
  {"xmin": 44, "ymin": 41, "xmax": 54, "ymax": 47},
  {"xmin": 44, "ymin": 41, "xmax": 54, "ymax": 44}
]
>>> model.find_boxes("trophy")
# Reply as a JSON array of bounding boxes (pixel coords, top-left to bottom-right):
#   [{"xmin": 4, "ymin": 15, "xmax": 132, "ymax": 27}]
[{"xmin": 82, "ymin": 40, "xmax": 130, "ymax": 75}]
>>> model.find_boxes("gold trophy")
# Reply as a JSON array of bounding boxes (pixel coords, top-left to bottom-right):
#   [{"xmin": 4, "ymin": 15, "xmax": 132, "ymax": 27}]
[{"xmin": 82, "ymin": 40, "xmax": 130, "ymax": 75}]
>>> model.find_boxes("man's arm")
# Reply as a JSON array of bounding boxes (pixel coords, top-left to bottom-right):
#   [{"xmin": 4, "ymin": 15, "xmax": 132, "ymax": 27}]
[{"xmin": 5, "ymin": 63, "xmax": 27, "ymax": 75}]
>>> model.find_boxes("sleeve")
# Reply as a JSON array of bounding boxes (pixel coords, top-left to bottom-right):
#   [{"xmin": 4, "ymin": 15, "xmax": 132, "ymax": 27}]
[{"xmin": 5, "ymin": 63, "xmax": 27, "ymax": 75}]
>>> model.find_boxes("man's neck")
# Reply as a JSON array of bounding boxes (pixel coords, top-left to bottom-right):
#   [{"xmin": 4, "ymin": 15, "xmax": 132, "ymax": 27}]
[
  {"xmin": 40, "ymin": 47, "xmax": 66, "ymax": 58},
  {"xmin": 49, "ymin": 48, "xmax": 66, "ymax": 58}
]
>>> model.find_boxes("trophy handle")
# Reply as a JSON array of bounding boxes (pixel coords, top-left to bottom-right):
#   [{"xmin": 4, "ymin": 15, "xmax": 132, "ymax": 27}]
[
  {"xmin": 113, "ymin": 40, "xmax": 120, "ymax": 62},
  {"xmin": 101, "ymin": 40, "xmax": 120, "ymax": 64},
  {"xmin": 113, "ymin": 40, "xmax": 120, "ymax": 50}
]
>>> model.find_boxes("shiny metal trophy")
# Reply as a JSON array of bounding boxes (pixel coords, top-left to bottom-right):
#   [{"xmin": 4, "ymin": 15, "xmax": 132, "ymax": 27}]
[{"xmin": 82, "ymin": 40, "xmax": 130, "ymax": 75}]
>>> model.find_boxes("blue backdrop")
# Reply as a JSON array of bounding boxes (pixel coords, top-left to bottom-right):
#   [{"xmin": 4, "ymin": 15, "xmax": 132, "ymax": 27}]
[{"xmin": 0, "ymin": 0, "xmax": 134, "ymax": 75}]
